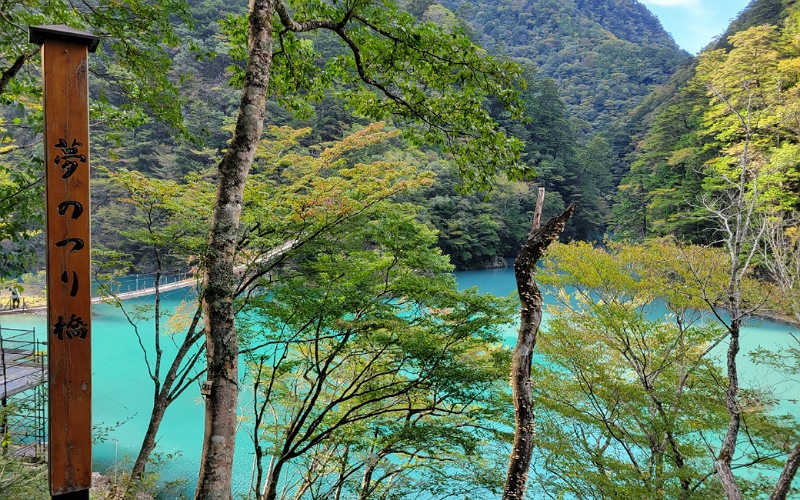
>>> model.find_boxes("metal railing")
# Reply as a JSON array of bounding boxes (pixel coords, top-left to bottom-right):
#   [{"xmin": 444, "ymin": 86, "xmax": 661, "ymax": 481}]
[{"xmin": 0, "ymin": 326, "xmax": 46, "ymax": 460}]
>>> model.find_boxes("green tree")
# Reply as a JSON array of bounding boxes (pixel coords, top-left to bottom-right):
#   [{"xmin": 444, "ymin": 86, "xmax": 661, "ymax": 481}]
[
  {"xmin": 94, "ymin": 123, "xmax": 439, "ymax": 491},
  {"xmin": 242, "ymin": 198, "xmax": 515, "ymax": 500},
  {"xmin": 197, "ymin": 1, "xmax": 526, "ymax": 496},
  {"xmin": 611, "ymin": 79, "xmax": 715, "ymax": 242},
  {"xmin": 529, "ymin": 240, "xmax": 798, "ymax": 499},
  {"xmin": 695, "ymin": 22, "xmax": 800, "ymax": 497},
  {"xmin": 401, "ymin": 157, "xmax": 547, "ymax": 270},
  {"xmin": 207, "ymin": 123, "xmax": 516, "ymax": 500},
  {"xmin": 507, "ymin": 76, "xmax": 614, "ymax": 240},
  {"xmin": 0, "ymin": 0, "xmax": 190, "ymax": 277},
  {"xmin": 0, "ymin": 154, "xmax": 41, "ymax": 277},
  {"xmin": 93, "ymin": 167, "xmax": 213, "ymax": 486}
]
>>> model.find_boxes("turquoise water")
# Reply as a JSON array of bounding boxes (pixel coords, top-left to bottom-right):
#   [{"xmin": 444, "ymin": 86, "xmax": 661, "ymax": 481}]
[{"xmin": 1, "ymin": 266, "xmax": 798, "ymax": 496}]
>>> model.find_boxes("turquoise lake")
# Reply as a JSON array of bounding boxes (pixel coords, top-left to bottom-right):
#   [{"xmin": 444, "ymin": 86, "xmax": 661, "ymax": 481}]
[{"xmin": 1, "ymin": 265, "xmax": 798, "ymax": 496}]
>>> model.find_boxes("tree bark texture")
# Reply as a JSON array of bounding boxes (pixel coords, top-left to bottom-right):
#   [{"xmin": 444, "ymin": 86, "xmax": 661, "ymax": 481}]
[
  {"xmin": 195, "ymin": 1, "xmax": 275, "ymax": 498},
  {"xmin": 715, "ymin": 317, "xmax": 743, "ymax": 500},
  {"xmin": 503, "ymin": 203, "xmax": 574, "ymax": 500},
  {"xmin": 130, "ymin": 398, "xmax": 168, "ymax": 481},
  {"xmin": 717, "ymin": 213, "xmax": 746, "ymax": 500},
  {"xmin": 771, "ymin": 442, "xmax": 800, "ymax": 500},
  {"xmin": 264, "ymin": 459, "xmax": 286, "ymax": 500}
]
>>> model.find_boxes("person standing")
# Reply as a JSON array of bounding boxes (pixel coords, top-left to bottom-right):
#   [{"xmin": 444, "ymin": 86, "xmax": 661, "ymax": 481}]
[{"xmin": 10, "ymin": 287, "xmax": 19, "ymax": 309}]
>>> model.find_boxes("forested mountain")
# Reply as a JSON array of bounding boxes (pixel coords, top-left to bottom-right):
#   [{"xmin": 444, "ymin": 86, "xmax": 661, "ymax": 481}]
[
  {"xmin": 439, "ymin": 0, "xmax": 691, "ymax": 128},
  {"xmin": 0, "ymin": 0, "xmax": 731, "ymax": 275},
  {"xmin": 176, "ymin": 0, "xmax": 691, "ymax": 251},
  {"xmin": 3, "ymin": 1, "xmax": 800, "ymax": 498},
  {"xmin": 91, "ymin": 0, "xmax": 689, "ymax": 268},
  {"xmin": 418, "ymin": 0, "xmax": 694, "ymax": 251},
  {"xmin": 612, "ymin": 0, "xmax": 800, "ymax": 241}
]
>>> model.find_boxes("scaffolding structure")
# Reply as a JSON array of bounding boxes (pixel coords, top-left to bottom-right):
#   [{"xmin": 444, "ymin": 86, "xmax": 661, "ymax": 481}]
[{"xmin": 0, "ymin": 325, "xmax": 46, "ymax": 460}]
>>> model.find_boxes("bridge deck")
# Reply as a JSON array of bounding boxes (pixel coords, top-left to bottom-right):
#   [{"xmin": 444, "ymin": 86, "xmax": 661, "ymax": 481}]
[
  {"xmin": 0, "ymin": 277, "xmax": 199, "ymax": 316},
  {"xmin": 1, "ymin": 348, "xmax": 46, "ymax": 399}
]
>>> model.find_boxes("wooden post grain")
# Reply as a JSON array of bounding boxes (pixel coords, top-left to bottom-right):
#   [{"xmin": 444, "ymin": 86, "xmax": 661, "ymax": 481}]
[{"xmin": 30, "ymin": 25, "xmax": 99, "ymax": 500}]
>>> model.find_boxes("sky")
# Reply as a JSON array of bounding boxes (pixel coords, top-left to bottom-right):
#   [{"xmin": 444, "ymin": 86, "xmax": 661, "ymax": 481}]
[{"xmin": 640, "ymin": 0, "xmax": 752, "ymax": 54}]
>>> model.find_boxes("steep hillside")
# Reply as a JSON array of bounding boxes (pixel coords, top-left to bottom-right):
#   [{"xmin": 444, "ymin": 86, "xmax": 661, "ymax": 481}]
[
  {"xmin": 714, "ymin": 0, "xmax": 796, "ymax": 50},
  {"xmin": 439, "ymin": 0, "xmax": 691, "ymax": 128},
  {"xmin": 612, "ymin": 0, "xmax": 800, "ymax": 241}
]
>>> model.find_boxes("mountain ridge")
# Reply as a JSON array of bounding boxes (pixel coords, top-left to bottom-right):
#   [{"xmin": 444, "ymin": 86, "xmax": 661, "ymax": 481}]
[{"xmin": 439, "ymin": 0, "xmax": 691, "ymax": 128}]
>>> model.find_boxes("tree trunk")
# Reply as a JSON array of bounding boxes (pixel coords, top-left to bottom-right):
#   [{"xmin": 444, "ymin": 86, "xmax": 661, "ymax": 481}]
[
  {"xmin": 263, "ymin": 458, "xmax": 286, "ymax": 500},
  {"xmin": 0, "ymin": 48, "xmax": 37, "ymax": 96},
  {"xmin": 717, "ymin": 222, "xmax": 745, "ymax": 499},
  {"xmin": 771, "ymin": 442, "xmax": 800, "ymax": 500},
  {"xmin": 130, "ymin": 398, "xmax": 169, "ymax": 481},
  {"xmin": 715, "ymin": 318, "xmax": 743, "ymax": 500},
  {"xmin": 333, "ymin": 444, "xmax": 349, "ymax": 500},
  {"xmin": 503, "ymin": 201, "xmax": 574, "ymax": 500},
  {"xmin": 359, "ymin": 461, "xmax": 377, "ymax": 500},
  {"xmin": 195, "ymin": 1, "xmax": 275, "ymax": 498},
  {"xmin": 128, "ymin": 270, "xmax": 204, "ymax": 484},
  {"xmin": 129, "ymin": 320, "xmax": 204, "ymax": 484},
  {"xmin": 252, "ymin": 443, "xmax": 264, "ymax": 500},
  {"xmin": 130, "ymin": 258, "xmax": 164, "ymax": 482}
]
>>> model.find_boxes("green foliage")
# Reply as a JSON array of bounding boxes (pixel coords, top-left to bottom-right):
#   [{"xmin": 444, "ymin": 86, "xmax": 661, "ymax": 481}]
[
  {"xmin": 0, "ymin": 0, "xmax": 191, "ymax": 131},
  {"xmin": 514, "ymin": 77, "xmax": 614, "ymax": 240},
  {"xmin": 405, "ymin": 160, "xmax": 541, "ymax": 269},
  {"xmin": 218, "ymin": 0, "xmax": 528, "ymax": 191},
  {"xmin": 93, "ymin": 166, "xmax": 213, "ymax": 274},
  {"xmin": 235, "ymin": 127, "xmax": 516, "ymax": 499},
  {"xmin": 612, "ymin": 81, "xmax": 716, "ymax": 241},
  {"xmin": 613, "ymin": 4, "xmax": 800, "ymax": 242},
  {"xmin": 0, "ymin": 0, "xmax": 192, "ymax": 275},
  {"xmin": 530, "ymin": 240, "xmax": 799, "ymax": 498},
  {"xmin": 697, "ymin": 20, "xmax": 800, "ymax": 209},
  {"xmin": 713, "ymin": 0, "xmax": 790, "ymax": 52},
  {"xmin": 0, "ymin": 456, "xmax": 48, "ymax": 499},
  {"xmin": 442, "ymin": 0, "xmax": 690, "ymax": 128},
  {"xmin": 0, "ymin": 153, "xmax": 42, "ymax": 277},
  {"xmin": 75, "ymin": 0, "xmax": 695, "ymax": 269}
]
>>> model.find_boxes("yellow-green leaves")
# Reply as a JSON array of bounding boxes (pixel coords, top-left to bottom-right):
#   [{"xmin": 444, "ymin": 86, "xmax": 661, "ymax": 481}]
[
  {"xmin": 541, "ymin": 239, "xmax": 771, "ymax": 316},
  {"xmin": 94, "ymin": 166, "xmax": 214, "ymax": 274},
  {"xmin": 530, "ymin": 239, "xmax": 790, "ymax": 497},
  {"xmin": 696, "ymin": 23, "xmax": 800, "ymax": 210},
  {"xmin": 242, "ymin": 122, "xmax": 433, "ymax": 256}
]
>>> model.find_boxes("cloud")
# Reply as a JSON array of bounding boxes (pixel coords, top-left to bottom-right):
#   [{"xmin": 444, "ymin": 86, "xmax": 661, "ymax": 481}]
[{"xmin": 640, "ymin": 0, "xmax": 699, "ymax": 7}]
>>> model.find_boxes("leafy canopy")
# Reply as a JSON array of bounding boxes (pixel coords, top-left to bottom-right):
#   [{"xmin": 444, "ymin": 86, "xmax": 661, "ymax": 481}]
[{"xmin": 220, "ymin": 0, "xmax": 528, "ymax": 190}]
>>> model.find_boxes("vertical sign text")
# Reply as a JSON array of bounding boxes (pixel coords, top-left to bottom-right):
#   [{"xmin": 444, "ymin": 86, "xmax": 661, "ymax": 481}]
[{"xmin": 31, "ymin": 25, "xmax": 99, "ymax": 499}]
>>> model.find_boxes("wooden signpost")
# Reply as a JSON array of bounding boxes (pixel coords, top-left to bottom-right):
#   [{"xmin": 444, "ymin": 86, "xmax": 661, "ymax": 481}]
[{"xmin": 29, "ymin": 25, "xmax": 99, "ymax": 500}]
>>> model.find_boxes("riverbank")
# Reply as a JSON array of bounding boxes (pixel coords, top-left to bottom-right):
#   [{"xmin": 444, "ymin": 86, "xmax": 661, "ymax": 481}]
[
  {"xmin": 3, "ymin": 287, "xmax": 799, "ymax": 332},
  {"xmin": 751, "ymin": 308, "xmax": 800, "ymax": 328}
]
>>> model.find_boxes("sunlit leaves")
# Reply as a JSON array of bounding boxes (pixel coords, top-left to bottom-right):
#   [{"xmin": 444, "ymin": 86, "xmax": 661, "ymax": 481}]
[
  {"xmin": 218, "ymin": 0, "xmax": 527, "ymax": 191},
  {"xmin": 239, "ymin": 158, "xmax": 516, "ymax": 497},
  {"xmin": 530, "ymin": 240, "xmax": 794, "ymax": 498},
  {"xmin": 241, "ymin": 122, "xmax": 433, "ymax": 259},
  {"xmin": 695, "ymin": 22, "xmax": 800, "ymax": 210},
  {"xmin": 94, "ymin": 166, "xmax": 214, "ymax": 274},
  {"xmin": 614, "ymin": 9, "xmax": 800, "ymax": 242}
]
